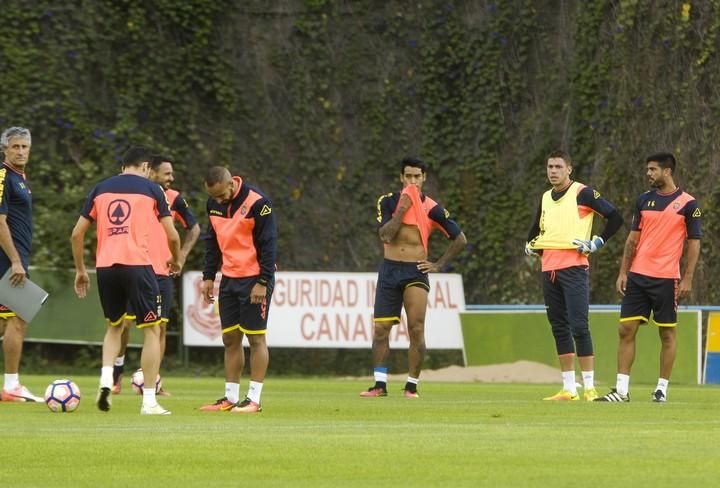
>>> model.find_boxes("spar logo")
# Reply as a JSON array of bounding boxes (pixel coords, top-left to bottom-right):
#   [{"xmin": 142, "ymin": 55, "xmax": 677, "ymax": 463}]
[{"xmin": 108, "ymin": 199, "xmax": 131, "ymax": 236}]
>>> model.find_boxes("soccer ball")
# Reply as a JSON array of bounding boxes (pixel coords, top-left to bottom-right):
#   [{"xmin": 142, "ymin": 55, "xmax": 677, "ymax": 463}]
[
  {"xmin": 130, "ymin": 368, "xmax": 162, "ymax": 395},
  {"xmin": 44, "ymin": 379, "xmax": 81, "ymax": 413}
]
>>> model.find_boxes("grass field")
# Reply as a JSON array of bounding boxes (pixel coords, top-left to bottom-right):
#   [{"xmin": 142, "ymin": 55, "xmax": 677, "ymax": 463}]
[{"xmin": 3, "ymin": 376, "xmax": 720, "ymax": 487}]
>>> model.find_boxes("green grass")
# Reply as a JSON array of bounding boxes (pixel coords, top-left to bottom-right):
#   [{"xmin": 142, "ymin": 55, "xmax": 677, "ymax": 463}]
[{"xmin": 3, "ymin": 376, "xmax": 720, "ymax": 487}]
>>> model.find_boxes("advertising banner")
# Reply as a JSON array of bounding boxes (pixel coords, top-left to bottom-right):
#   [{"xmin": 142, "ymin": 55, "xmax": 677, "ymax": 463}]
[{"xmin": 183, "ymin": 271, "xmax": 465, "ymax": 349}]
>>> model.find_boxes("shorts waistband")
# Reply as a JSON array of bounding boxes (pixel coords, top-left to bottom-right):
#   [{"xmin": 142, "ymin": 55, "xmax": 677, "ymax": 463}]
[{"xmin": 383, "ymin": 258, "xmax": 420, "ymax": 268}]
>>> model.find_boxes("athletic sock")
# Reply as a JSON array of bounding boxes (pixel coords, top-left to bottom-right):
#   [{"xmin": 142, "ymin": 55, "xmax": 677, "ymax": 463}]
[
  {"xmin": 113, "ymin": 356, "xmax": 125, "ymax": 383},
  {"xmin": 404, "ymin": 376, "xmax": 419, "ymax": 393},
  {"xmin": 4, "ymin": 373, "xmax": 19, "ymax": 391},
  {"xmin": 616, "ymin": 373, "xmax": 630, "ymax": 396},
  {"xmin": 100, "ymin": 366, "xmax": 114, "ymax": 389},
  {"xmin": 581, "ymin": 370, "xmax": 594, "ymax": 390},
  {"xmin": 247, "ymin": 381, "xmax": 263, "ymax": 404},
  {"xmin": 562, "ymin": 371, "xmax": 577, "ymax": 394},
  {"xmin": 225, "ymin": 382, "xmax": 240, "ymax": 403},
  {"xmin": 373, "ymin": 367, "xmax": 388, "ymax": 390},
  {"xmin": 142, "ymin": 388, "xmax": 157, "ymax": 407},
  {"xmin": 656, "ymin": 378, "xmax": 669, "ymax": 396}
]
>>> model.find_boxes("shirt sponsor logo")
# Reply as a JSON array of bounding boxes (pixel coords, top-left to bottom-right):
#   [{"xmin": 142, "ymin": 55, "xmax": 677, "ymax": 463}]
[
  {"xmin": 209, "ymin": 209, "xmax": 224, "ymax": 216},
  {"xmin": 107, "ymin": 199, "xmax": 131, "ymax": 237},
  {"xmin": 108, "ymin": 199, "xmax": 131, "ymax": 225}
]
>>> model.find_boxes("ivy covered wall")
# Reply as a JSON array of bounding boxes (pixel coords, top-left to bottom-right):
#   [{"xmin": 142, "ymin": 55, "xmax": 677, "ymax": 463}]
[{"xmin": 1, "ymin": 1, "xmax": 719, "ymax": 305}]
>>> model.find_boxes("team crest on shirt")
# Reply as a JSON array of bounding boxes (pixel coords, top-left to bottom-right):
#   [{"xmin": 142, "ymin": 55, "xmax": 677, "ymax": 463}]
[
  {"xmin": 240, "ymin": 205, "xmax": 248, "ymax": 216},
  {"xmin": 673, "ymin": 202, "xmax": 681, "ymax": 209}
]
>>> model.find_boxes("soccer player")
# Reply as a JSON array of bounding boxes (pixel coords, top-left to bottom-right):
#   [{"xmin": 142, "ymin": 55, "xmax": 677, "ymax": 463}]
[
  {"xmin": 112, "ymin": 154, "xmax": 200, "ymax": 395},
  {"xmin": 526, "ymin": 150, "xmax": 623, "ymax": 401},
  {"xmin": 199, "ymin": 167, "xmax": 277, "ymax": 414},
  {"xmin": 70, "ymin": 146, "xmax": 183, "ymax": 415},
  {"xmin": 596, "ymin": 153, "xmax": 701, "ymax": 403},
  {"xmin": 0, "ymin": 126, "xmax": 43, "ymax": 402},
  {"xmin": 361, "ymin": 157, "xmax": 467, "ymax": 398}
]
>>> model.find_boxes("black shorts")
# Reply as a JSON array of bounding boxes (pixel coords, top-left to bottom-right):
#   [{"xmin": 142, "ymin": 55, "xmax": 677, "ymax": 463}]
[
  {"xmin": 373, "ymin": 259, "xmax": 430, "ymax": 324},
  {"xmin": 97, "ymin": 265, "xmax": 161, "ymax": 328},
  {"xmin": 125, "ymin": 275, "xmax": 173, "ymax": 323},
  {"xmin": 620, "ymin": 272, "xmax": 679, "ymax": 327},
  {"xmin": 218, "ymin": 276, "xmax": 273, "ymax": 334}
]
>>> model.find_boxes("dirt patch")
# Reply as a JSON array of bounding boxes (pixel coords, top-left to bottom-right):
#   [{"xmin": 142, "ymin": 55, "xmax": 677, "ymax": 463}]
[{"xmin": 382, "ymin": 360, "xmax": 562, "ymax": 383}]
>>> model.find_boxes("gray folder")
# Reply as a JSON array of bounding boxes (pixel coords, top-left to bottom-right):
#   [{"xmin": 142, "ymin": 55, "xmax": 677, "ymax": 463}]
[{"xmin": 0, "ymin": 269, "xmax": 49, "ymax": 323}]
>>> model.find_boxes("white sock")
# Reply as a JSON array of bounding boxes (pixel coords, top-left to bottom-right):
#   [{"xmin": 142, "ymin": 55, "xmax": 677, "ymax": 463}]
[
  {"xmin": 4, "ymin": 373, "xmax": 19, "ymax": 391},
  {"xmin": 581, "ymin": 371, "xmax": 594, "ymax": 390},
  {"xmin": 114, "ymin": 355, "xmax": 125, "ymax": 367},
  {"xmin": 100, "ymin": 366, "xmax": 114, "ymax": 389},
  {"xmin": 374, "ymin": 367, "xmax": 388, "ymax": 384},
  {"xmin": 225, "ymin": 382, "xmax": 240, "ymax": 403},
  {"xmin": 616, "ymin": 374, "xmax": 630, "ymax": 396},
  {"xmin": 562, "ymin": 371, "xmax": 577, "ymax": 394},
  {"xmin": 656, "ymin": 378, "xmax": 669, "ymax": 395},
  {"xmin": 143, "ymin": 388, "xmax": 157, "ymax": 407},
  {"xmin": 247, "ymin": 381, "xmax": 263, "ymax": 404},
  {"xmin": 406, "ymin": 376, "xmax": 419, "ymax": 385}
]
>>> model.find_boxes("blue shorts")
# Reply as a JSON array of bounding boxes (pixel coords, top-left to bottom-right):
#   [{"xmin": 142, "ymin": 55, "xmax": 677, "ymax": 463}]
[
  {"xmin": 373, "ymin": 259, "xmax": 430, "ymax": 324},
  {"xmin": 620, "ymin": 272, "xmax": 678, "ymax": 327},
  {"xmin": 97, "ymin": 265, "xmax": 161, "ymax": 328},
  {"xmin": 218, "ymin": 276, "xmax": 273, "ymax": 335}
]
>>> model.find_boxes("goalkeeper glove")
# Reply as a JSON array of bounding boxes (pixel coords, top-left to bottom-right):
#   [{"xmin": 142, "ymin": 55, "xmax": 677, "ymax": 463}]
[
  {"xmin": 572, "ymin": 235, "xmax": 604, "ymax": 255},
  {"xmin": 524, "ymin": 242, "xmax": 539, "ymax": 257}
]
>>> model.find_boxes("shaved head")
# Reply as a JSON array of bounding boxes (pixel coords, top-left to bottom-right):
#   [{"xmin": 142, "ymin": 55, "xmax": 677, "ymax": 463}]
[{"xmin": 205, "ymin": 166, "xmax": 232, "ymax": 186}]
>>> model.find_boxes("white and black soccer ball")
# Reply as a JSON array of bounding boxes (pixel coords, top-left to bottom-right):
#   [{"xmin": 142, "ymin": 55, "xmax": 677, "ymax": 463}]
[
  {"xmin": 130, "ymin": 368, "xmax": 162, "ymax": 395},
  {"xmin": 44, "ymin": 379, "xmax": 81, "ymax": 413}
]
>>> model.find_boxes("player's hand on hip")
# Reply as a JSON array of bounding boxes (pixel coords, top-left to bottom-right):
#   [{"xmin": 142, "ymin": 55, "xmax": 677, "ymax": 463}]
[
  {"xmin": 201, "ymin": 279, "xmax": 215, "ymax": 306},
  {"xmin": 74, "ymin": 271, "xmax": 90, "ymax": 298},
  {"xmin": 572, "ymin": 235, "xmax": 604, "ymax": 255},
  {"xmin": 616, "ymin": 273, "xmax": 627, "ymax": 296},
  {"xmin": 250, "ymin": 283, "xmax": 267, "ymax": 304},
  {"xmin": 9, "ymin": 262, "xmax": 26, "ymax": 287},
  {"xmin": 417, "ymin": 260, "xmax": 439, "ymax": 274},
  {"xmin": 524, "ymin": 242, "xmax": 539, "ymax": 257}
]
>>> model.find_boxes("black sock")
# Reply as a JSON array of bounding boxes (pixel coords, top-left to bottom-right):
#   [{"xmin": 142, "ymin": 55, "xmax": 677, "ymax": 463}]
[
  {"xmin": 112, "ymin": 364, "xmax": 124, "ymax": 384},
  {"xmin": 404, "ymin": 382, "xmax": 417, "ymax": 393},
  {"xmin": 374, "ymin": 381, "xmax": 387, "ymax": 391}
]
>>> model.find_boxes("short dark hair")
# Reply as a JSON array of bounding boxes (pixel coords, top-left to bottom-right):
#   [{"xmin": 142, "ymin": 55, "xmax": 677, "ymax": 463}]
[
  {"xmin": 150, "ymin": 154, "xmax": 174, "ymax": 171},
  {"xmin": 400, "ymin": 157, "xmax": 427, "ymax": 174},
  {"xmin": 646, "ymin": 152, "xmax": 676, "ymax": 174},
  {"xmin": 546, "ymin": 150, "xmax": 572, "ymax": 166},
  {"xmin": 121, "ymin": 146, "xmax": 152, "ymax": 168},
  {"xmin": 205, "ymin": 166, "xmax": 231, "ymax": 186}
]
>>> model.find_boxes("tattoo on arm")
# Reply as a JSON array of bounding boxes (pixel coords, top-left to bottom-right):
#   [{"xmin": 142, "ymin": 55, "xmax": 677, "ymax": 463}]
[
  {"xmin": 378, "ymin": 208, "xmax": 409, "ymax": 243},
  {"xmin": 619, "ymin": 234, "xmax": 638, "ymax": 274}
]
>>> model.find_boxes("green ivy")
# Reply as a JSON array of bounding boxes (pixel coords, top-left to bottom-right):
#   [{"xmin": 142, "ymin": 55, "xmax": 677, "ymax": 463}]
[{"xmin": 0, "ymin": 1, "xmax": 719, "ymax": 306}]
